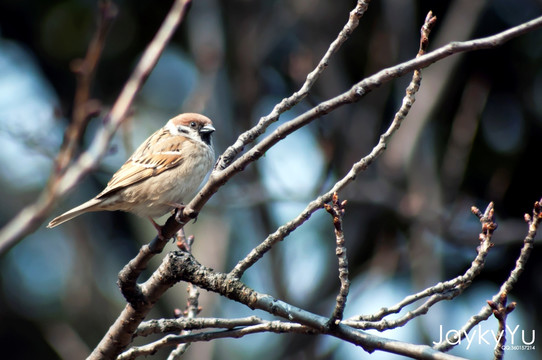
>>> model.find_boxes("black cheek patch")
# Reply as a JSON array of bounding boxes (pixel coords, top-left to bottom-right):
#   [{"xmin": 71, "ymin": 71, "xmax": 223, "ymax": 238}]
[{"xmin": 201, "ymin": 132, "xmax": 212, "ymax": 145}]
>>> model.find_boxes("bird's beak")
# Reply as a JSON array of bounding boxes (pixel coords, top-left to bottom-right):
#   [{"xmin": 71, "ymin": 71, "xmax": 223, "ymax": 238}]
[
  {"xmin": 200, "ymin": 124, "xmax": 215, "ymax": 134},
  {"xmin": 199, "ymin": 124, "xmax": 215, "ymax": 146}
]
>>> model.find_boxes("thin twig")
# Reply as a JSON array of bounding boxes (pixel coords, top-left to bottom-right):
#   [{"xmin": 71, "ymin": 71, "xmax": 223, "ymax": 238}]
[
  {"xmin": 120, "ymin": 321, "xmax": 313, "ymax": 359},
  {"xmin": 345, "ymin": 201, "xmax": 496, "ymax": 331},
  {"xmin": 135, "ymin": 316, "xmax": 263, "ymax": 337},
  {"xmin": 55, "ymin": 1, "xmax": 118, "ymax": 174},
  {"xmin": 324, "ymin": 194, "xmax": 350, "ymax": 327},
  {"xmin": 433, "ymin": 199, "xmax": 541, "ymax": 351},
  {"xmin": 168, "ymin": 232, "xmax": 200, "ymax": 359},
  {"xmin": 487, "ymin": 292, "xmax": 516, "ymax": 360},
  {"xmin": 346, "ymin": 289, "xmax": 461, "ymax": 331},
  {"xmin": 0, "ymin": 2, "xmax": 117, "ymax": 254}
]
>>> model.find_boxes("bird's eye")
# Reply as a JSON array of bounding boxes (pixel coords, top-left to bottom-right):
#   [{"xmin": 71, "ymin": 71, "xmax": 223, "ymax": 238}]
[{"xmin": 190, "ymin": 121, "xmax": 196, "ymax": 128}]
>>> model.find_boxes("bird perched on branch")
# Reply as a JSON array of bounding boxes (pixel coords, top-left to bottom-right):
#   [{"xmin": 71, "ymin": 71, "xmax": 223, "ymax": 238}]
[{"xmin": 47, "ymin": 113, "xmax": 215, "ymax": 235}]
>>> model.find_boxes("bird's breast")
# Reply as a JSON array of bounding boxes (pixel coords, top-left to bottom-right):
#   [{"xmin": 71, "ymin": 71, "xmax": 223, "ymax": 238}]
[{"xmin": 120, "ymin": 143, "xmax": 214, "ymax": 218}]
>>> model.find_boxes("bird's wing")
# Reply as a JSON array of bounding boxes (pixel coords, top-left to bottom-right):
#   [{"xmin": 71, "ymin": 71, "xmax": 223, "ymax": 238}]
[{"xmin": 97, "ymin": 129, "xmax": 187, "ymax": 198}]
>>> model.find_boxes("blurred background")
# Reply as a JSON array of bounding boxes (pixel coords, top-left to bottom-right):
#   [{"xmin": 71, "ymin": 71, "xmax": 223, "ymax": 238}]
[{"xmin": 1, "ymin": 0, "xmax": 542, "ymax": 359}]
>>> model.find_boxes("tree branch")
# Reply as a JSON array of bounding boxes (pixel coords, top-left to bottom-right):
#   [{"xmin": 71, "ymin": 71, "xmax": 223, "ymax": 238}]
[
  {"xmin": 133, "ymin": 250, "xmax": 467, "ymax": 360},
  {"xmin": 84, "ymin": 9, "xmax": 542, "ymax": 360},
  {"xmin": 114, "ymin": 199, "xmax": 537, "ymax": 359},
  {"xmin": 216, "ymin": 0, "xmax": 371, "ymax": 170}
]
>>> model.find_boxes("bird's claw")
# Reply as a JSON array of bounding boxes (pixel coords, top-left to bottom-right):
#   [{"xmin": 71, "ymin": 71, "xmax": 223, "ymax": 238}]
[
  {"xmin": 174, "ymin": 205, "xmax": 199, "ymax": 224},
  {"xmin": 174, "ymin": 205, "xmax": 187, "ymax": 224},
  {"xmin": 148, "ymin": 217, "xmax": 167, "ymax": 240}
]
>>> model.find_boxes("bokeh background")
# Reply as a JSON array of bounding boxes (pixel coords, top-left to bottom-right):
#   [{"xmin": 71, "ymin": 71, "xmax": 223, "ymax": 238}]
[{"xmin": 1, "ymin": 0, "xmax": 542, "ymax": 359}]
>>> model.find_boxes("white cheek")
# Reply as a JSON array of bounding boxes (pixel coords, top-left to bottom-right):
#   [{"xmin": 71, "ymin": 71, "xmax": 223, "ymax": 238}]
[{"xmin": 165, "ymin": 121, "xmax": 180, "ymax": 135}]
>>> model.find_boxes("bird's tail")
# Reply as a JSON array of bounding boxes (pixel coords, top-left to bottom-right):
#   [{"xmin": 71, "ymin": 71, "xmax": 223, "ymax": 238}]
[{"xmin": 47, "ymin": 198, "xmax": 103, "ymax": 228}]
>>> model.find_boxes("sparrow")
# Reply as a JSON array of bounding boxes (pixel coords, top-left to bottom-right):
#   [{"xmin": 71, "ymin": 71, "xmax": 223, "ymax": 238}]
[{"xmin": 47, "ymin": 113, "xmax": 215, "ymax": 233}]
